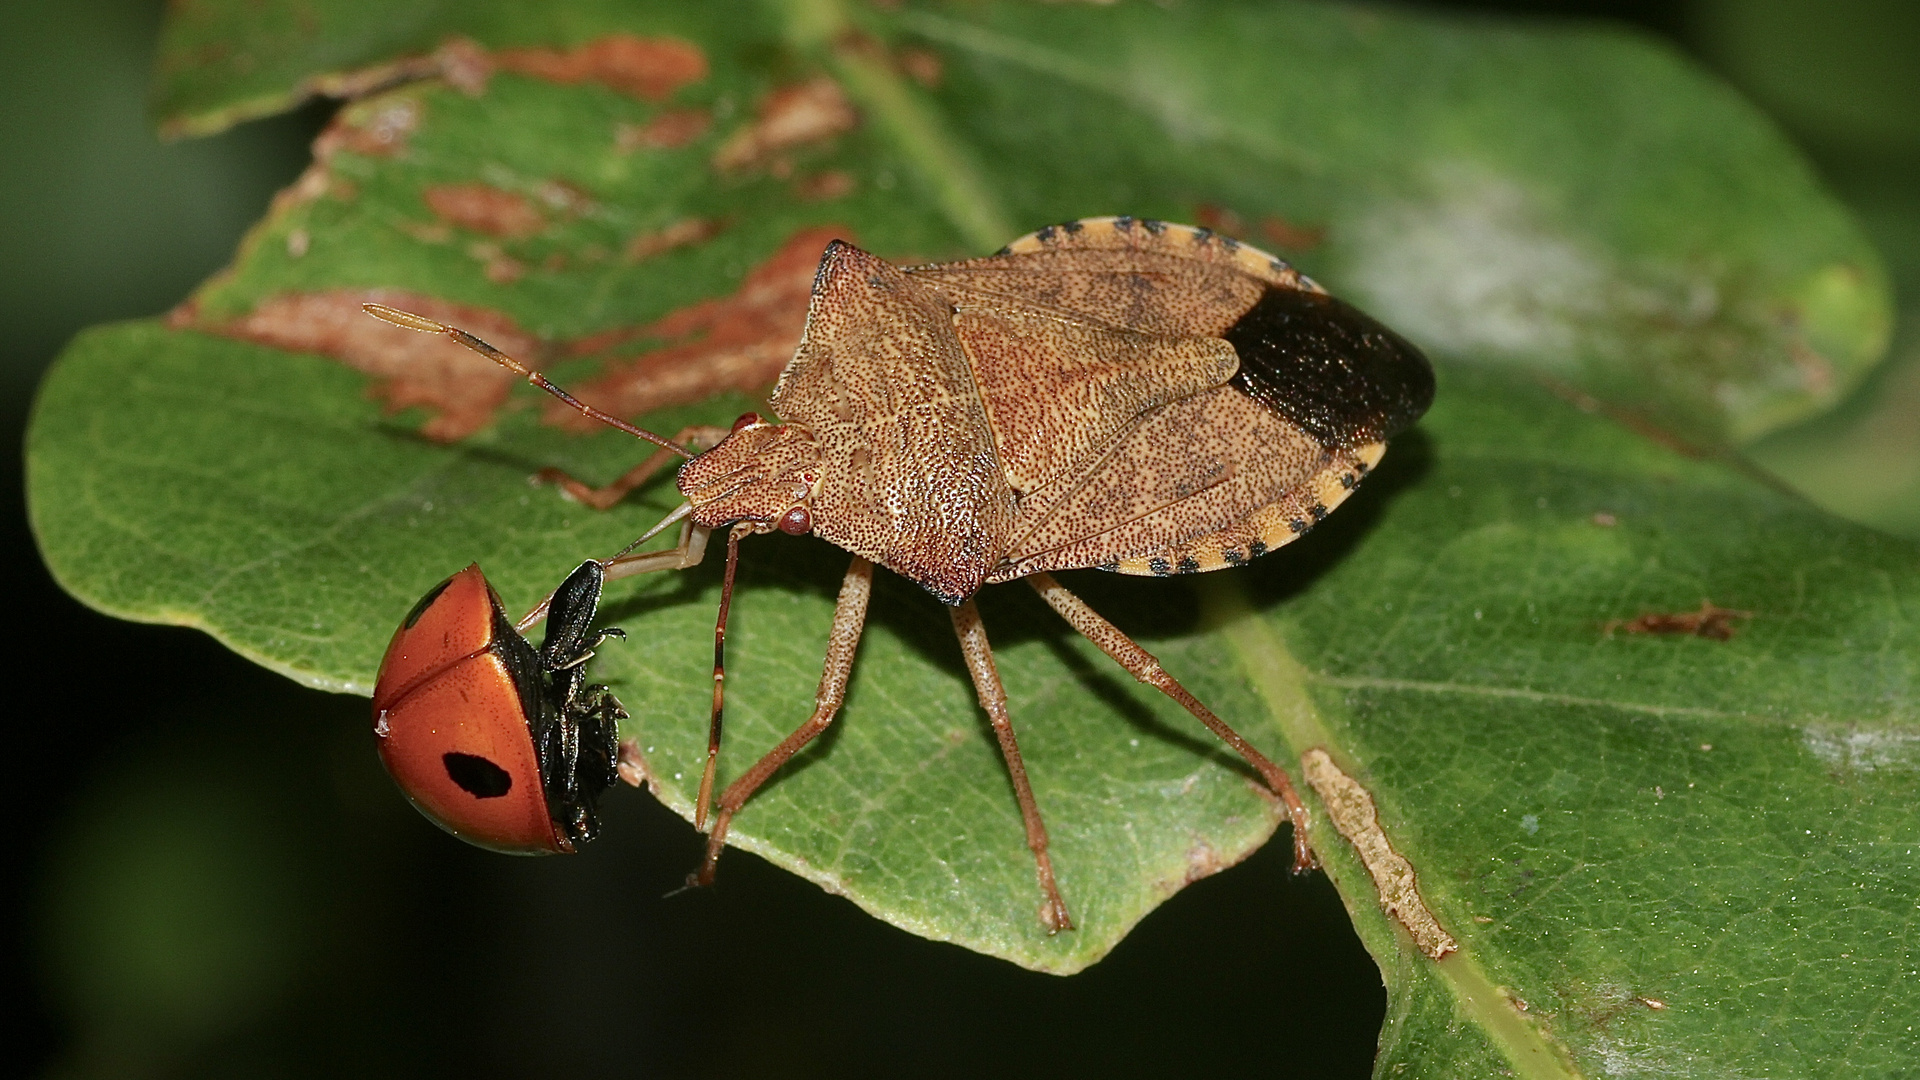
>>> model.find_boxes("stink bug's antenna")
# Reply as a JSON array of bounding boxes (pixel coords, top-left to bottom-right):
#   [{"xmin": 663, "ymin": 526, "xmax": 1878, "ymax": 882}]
[{"xmin": 362, "ymin": 303, "xmax": 694, "ymax": 459}]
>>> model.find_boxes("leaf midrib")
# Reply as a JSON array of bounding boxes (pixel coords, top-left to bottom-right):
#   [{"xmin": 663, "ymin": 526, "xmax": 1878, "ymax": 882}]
[{"xmin": 1207, "ymin": 580, "xmax": 1585, "ymax": 1080}]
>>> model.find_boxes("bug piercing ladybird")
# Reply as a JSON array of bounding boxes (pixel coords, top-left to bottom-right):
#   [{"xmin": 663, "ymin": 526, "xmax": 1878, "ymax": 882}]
[
  {"xmin": 372, "ymin": 559, "xmax": 626, "ymax": 854},
  {"xmin": 365, "ymin": 216, "xmax": 1433, "ymax": 927}
]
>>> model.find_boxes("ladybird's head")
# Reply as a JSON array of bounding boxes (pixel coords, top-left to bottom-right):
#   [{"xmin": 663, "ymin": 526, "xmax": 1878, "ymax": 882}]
[{"xmin": 677, "ymin": 413, "xmax": 823, "ymax": 535}]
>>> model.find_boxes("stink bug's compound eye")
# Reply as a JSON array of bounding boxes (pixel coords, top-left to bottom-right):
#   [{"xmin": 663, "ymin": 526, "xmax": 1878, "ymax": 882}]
[
  {"xmin": 778, "ymin": 505, "xmax": 813, "ymax": 535},
  {"xmin": 731, "ymin": 412, "xmax": 763, "ymax": 434}
]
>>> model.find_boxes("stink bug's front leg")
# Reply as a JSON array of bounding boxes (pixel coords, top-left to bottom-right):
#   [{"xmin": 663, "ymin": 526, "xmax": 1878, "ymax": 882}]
[
  {"xmin": 516, "ymin": 517, "xmax": 712, "ymax": 632},
  {"xmin": 536, "ymin": 425, "xmax": 730, "ymax": 511},
  {"xmin": 1026, "ymin": 572, "xmax": 1318, "ymax": 874},
  {"xmin": 695, "ymin": 557, "xmax": 874, "ymax": 888}
]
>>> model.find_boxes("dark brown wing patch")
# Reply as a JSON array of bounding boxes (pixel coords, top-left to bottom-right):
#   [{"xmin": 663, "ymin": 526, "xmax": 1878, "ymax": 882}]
[{"xmin": 1223, "ymin": 287, "xmax": 1434, "ymax": 450}]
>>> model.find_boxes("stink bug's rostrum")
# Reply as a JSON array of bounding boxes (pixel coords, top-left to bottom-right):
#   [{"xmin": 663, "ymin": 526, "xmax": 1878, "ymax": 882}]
[
  {"xmin": 373, "ymin": 559, "xmax": 626, "ymax": 854},
  {"xmin": 367, "ymin": 216, "xmax": 1434, "ymax": 930}
]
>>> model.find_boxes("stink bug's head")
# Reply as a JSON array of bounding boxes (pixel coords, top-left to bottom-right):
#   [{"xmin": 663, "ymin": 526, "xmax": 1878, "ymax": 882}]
[{"xmin": 678, "ymin": 417, "xmax": 823, "ymax": 535}]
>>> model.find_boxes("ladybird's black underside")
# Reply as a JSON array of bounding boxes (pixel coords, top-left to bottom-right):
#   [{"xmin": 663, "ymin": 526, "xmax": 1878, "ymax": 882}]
[
  {"xmin": 1223, "ymin": 287, "xmax": 1435, "ymax": 448},
  {"xmin": 526, "ymin": 561, "xmax": 623, "ymax": 846}
]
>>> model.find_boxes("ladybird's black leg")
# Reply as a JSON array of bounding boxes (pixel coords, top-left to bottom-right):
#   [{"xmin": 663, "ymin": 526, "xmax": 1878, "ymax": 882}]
[
  {"xmin": 585, "ymin": 690, "xmax": 626, "ymax": 790},
  {"xmin": 948, "ymin": 598, "xmax": 1074, "ymax": 933},
  {"xmin": 1026, "ymin": 572, "xmax": 1317, "ymax": 873},
  {"xmin": 694, "ymin": 522, "xmax": 753, "ymax": 832},
  {"xmin": 550, "ymin": 689, "xmax": 626, "ymax": 846},
  {"xmin": 696, "ymin": 557, "xmax": 873, "ymax": 888},
  {"xmin": 535, "ymin": 425, "xmax": 730, "ymax": 511}
]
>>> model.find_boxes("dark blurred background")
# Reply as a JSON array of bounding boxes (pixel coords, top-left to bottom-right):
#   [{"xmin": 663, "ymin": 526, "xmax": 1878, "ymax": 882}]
[{"xmin": 5, "ymin": 2, "xmax": 1914, "ymax": 1076}]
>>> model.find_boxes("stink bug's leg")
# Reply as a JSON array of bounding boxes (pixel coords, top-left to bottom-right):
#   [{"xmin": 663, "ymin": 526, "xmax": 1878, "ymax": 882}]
[
  {"xmin": 536, "ymin": 425, "xmax": 730, "ymax": 511},
  {"xmin": 695, "ymin": 522, "xmax": 753, "ymax": 831},
  {"xmin": 696, "ymin": 557, "xmax": 873, "ymax": 888},
  {"xmin": 949, "ymin": 599, "xmax": 1075, "ymax": 934},
  {"xmin": 1026, "ymin": 572, "xmax": 1318, "ymax": 873},
  {"xmin": 515, "ymin": 521, "xmax": 711, "ymax": 632}
]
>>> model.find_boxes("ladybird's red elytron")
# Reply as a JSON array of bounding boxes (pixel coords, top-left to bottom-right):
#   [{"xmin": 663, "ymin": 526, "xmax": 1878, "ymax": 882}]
[{"xmin": 372, "ymin": 560, "xmax": 625, "ymax": 854}]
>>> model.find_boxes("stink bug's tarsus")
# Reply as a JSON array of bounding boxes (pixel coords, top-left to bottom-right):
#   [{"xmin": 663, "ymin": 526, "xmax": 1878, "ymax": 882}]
[{"xmin": 367, "ymin": 216, "xmax": 1434, "ymax": 931}]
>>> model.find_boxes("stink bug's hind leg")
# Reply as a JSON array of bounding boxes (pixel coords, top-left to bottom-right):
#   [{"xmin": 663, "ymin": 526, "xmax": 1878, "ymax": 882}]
[
  {"xmin": 695, "ymin": 557, "xmax": 874, "ymax": 888},
  {"xmin": 1026, "ymin": 573, "xmax": 1317, "ymax": 874},
  {"xmin": 950, "ymin": 599, "xmax": 1074, "ymax": 933},
  {"xmin": 536, "ymin": 425, "xmax": 730, "ymax": 511}
]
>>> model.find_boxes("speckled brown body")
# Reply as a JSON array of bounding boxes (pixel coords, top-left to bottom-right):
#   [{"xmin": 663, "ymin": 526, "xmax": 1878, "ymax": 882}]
[
  {"xmin": 409, "ymin": 217, "xmax": 1435, "ymax": 928},
  {"xmin": 677, "ymin": 216, "xmax": 1432, "ymax": 605}
]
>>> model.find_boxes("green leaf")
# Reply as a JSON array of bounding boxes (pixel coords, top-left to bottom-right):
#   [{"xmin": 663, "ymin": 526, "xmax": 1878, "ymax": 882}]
[{"xmin": 30, "ymin": 0, "xmax": 1916, "ymax": 1074}]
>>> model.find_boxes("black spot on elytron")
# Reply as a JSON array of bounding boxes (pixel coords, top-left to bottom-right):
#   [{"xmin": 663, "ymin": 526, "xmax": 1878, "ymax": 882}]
[
  {"xmin": 1114, "ymin": 215, "xmax": 1136, "ymax": 231},
  {"xmin": 1248, "ymin": 540, "xmax": 1268, "ymax": 558},
  {"xmin": 1062, "ymin": 219, "xmax": 1084, "ymax": 234},
  {"xmin": 402, "ymin": 575, "xmax": 457, "ymax": 629},
  {"xmin": 444, "ymin": 752, "xmax": 513, "ymax": 798},
  {"xmin": 1222, "ymin": 547, "xmax": 1245, "ymax": 565},
  {"xmin": 1149, "ymin": 556, "xmax": 1171, "ymax": 576},
  {"xmin": 1289, "ymin": 518, "xmax": 1308, "ymax": 534},
  {"xmin": 1036, "ymin": 224, "xmax": 1057, "ymax": 243},
  {"xmin": 1175, "ymin": 554, "xmax": 1200, "ymax": 574},
  {"xmin": 1224, "ymin": 286, "xmax": 1434, "ymax": 449},
  {"xmin": 1340, "ymin": 473, "xmax": 1356, "ymax": 489},
  {"xmin": 1142, "ymin": 218, "xmax": 1166, "ymax": 234}
]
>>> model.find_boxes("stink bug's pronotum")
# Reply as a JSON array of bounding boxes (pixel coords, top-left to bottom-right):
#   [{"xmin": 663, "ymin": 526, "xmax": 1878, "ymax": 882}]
[
  {"xmin": 373, "ymin": 559, "xmax": 626, "ymax": 854},
  {"xmin": 367, "ymin": 216, "xmax": 1433, "ymax": 929}
]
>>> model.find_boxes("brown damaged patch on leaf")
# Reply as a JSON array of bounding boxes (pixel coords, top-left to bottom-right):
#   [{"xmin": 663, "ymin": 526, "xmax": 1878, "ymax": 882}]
[
  {"xmin": 897, "ymin": 46, "xmax": 944, "ymax": 87},
  {"xmin": 1260, "ymin": 215, "xmax": 1327, "ymax": 252},
  {"xmin": 1302, "ymin": 749, "xmax": 1457, "ymax": 960},
  {"xmin": 496, "ymin": 35, "xmax": 707, "ymax": 102},
  {"xmin": 1193, "ymin": 202, "xmax": 1248, "ymax": 238},
  {"xmin": 269, "ymin": 162, "xmax": 335, "ymax": 213},
  {"xmin": 424, "ymin": 184, "xmax": 546, "ymax": 239},
  {"xmin": 1604, "ymin": 601, "xmax": 1752, "ymax": 642},
  {"xmin": 794, "ymin": 170, "xmax": 856, "ymax": 202},
  {"xmin": 549, "ymin": 226, "xmax": 850, "ymax": 431},
  {"xmin": 1193, "ymin": 203, "xmax": 1327, "ymax": 252},
  {"xmin": 624, "ymin": 218, "xmax": 724, "ymax": 262},
  {"xmin": 314, "ymin": 96, "xmax": 422, "ymax": 159},
  {"xmin": 712, "ymin": 78, "xmax": 859, "ymax": 173},
  {"xmin": 157, "ymin": 36, "xmax": 489, "ymax": 140},
  {"xmin": 617, "ymin": 107, "xmax": 713, "ymax": 152},
  {"xmin": 466, "ymin": 241, "xmax": 526, "ymax": 285},
  {"xmin": 207, "ymin": 290, "xmax": 537, "ymax": 442}
]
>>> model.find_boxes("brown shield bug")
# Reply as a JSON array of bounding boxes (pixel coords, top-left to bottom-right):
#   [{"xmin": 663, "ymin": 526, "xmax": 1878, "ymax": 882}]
[{"xmin": 366, "ymin": 215, "xmax": 1433, "ymax": 931}]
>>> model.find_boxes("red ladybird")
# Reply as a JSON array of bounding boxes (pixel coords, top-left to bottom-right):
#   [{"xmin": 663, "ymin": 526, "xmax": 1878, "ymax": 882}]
[{"xmin": 372, "ymin": 560, "xmax": 625, "ymax": 853}]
